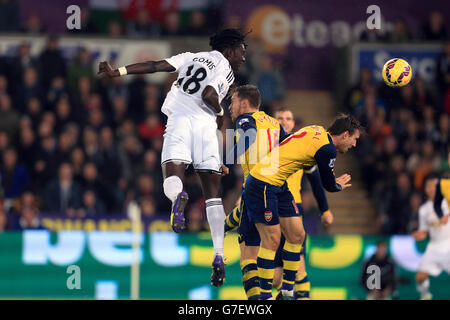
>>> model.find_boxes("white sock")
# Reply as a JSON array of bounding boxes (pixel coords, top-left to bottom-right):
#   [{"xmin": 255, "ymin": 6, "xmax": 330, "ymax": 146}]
[
  {"xmin": 205, "ymin": 198, "xmax": 225, "ymax": 257},
  {"xmin": 163, "ymin": 176, "xmax": 183, "ymax": 203},
  {"xmin": 417, "ymin": 278, "xmax": 430, "ymax": 297}
]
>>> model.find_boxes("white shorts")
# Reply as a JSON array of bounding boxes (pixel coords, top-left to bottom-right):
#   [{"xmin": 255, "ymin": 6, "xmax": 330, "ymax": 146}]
[
  {"xmin": 161, "ymin": 114, "xmax": 222, "ymax": 173},
  {"xmin": 417, "ymin": 245, "xmax": 450, "ymax": 276}
]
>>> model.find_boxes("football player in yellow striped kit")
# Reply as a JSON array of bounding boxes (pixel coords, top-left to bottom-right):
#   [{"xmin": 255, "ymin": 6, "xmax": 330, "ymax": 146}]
[
  {"xmin": 224, "ymin": 84, "xmax": 289, "ymax": 300},
  {"xmin": 242, "ymin": 114, "xmax": 361, "ymax": 299},
  {"xmin": 225, "ymin": 107, "xmax": 334, "ymax": 300}
]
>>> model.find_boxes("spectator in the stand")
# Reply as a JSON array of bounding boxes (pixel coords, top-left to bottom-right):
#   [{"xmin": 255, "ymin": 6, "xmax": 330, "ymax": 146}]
[
  {"xmin": 120, "ymin": 134, "xmax": 144, "ymax": 182},
  {"xmin": 186, "ymin": 204, "xmax": 208, "ymax": 232},
  {"xmin": 25, "ymin": 97, "xmax": 42, "ymax": 129},
  {"xmin": 14, "ymin": 206, "xmax": 43, "ymax": 230},
  {"xmin": 72, "ymin": 76, "xmax": 93, "ymax": 113},
  {"xmin": 81, "ymin": 162, "xmax": 114, "ymax": 211},
  {"xmin": 0, "ymin": 94, "xmax": 20, "ymax": 141},
  {"xmin": 359, "ymin": 28, "xmax": 387, "ymax": 42},
  {"xmin": 47, "ymin": 77, "xmax": 68, "ymax": 109},
  {"xmin": 138, "ymin": 113, "xmax": 165, "ymax": 142},
  {"xmin": 436, "ymin": 41, "xmax": 450, "ymax": 97},
  {"xmin": 436, "ymin": 114, "xmax": 450, "ymax": 157},
  {"xmin": 127, "ymin": 10, "xmax": 161, "ymax": 38},
  {"xmin": 33, "ymin": 135, "xmax": 59, "ymax": 190},
  {"xmin": 386, "ymin": 18, "xmax": 412, "ymax": 43},
  {"xmin": 381, "ymin": 172, "xmax": 413, "ymax": 234},
  {"xmin": 16, "ymin": 67, "xmax": 43, "ymax": 112},
  {"xmin": 407, "ymin": 141, "xmax": 441, "ymax": 190},
  {"xmin": 0, "ymin": 131, "xmax": 10, "ymax": 156},
  {"xmin": 20, "ymin": 13, "xmax": 46, "ymax": 34},
  {"xmin": 0, "ymin": 0, "xmax": 20, "ymax": 32},
  {"xmin": 0, "ymin": 75, "xmax": 8, "ymax": 97},
  {"xmin": 108, "ymin": 21, "xmax": 124, "ymax": 38},
  {"xmin": 111, "ymin": 95, "xmax": 129, "ymax": 130},
  {"xmin": 139, "ymin": 197, "xmax": 157, "ymax": 217},
  {"xmin": 414, "ymin": 78, "xmax": 434, "ymax": 110},
  {"xmin": 68, "ymin": 48, "xmax": 94, "ymax": 94},
  {"xmin": 161, "ymin": 11, "xmax": 183, "ymax": 36},
  {"xmin": 186, "ymin": 10, "xmax": 208, "ymax": 36},
  {"xmin": 99, "ymin": 127, "xmax": 126, "ymax": 195},
  {"xmin": 107, "ymin": 76, "xmax": 129, "ymax": 105},
  {"xmin": 0, "ymin": 209, "xmax": 8, "ymax": 232},
  {"xmin": 250, "ymin": 54, "xmax": 285, "ymax": 106},
  {"xmin": 44, "ymin": 162, "xmax": 83, "ymax": 215},
  {"xmin": 80, "ymin": 189, "xmax": 105, "ymax": 217},
  {"xmin": 82, "ymin": 127, "xmax": 103, "ymax": 166},
  {"xmin": 38, "ymin": 36, "xmax": 67, "ymax": 92},
  {"xmin": 345, "ymin": 68, "xmax": 374, "ymax": 113},
  {"xmin": 9, "ymin": 43, "xmax": 39, "ymax": 92},
  {"xmin": 18, "ymin": 126, "xmax": 39, "ymax": 169},
  {"xmin": 360, "ymin": 241, "xmax": 397, "ymax": 300},
  {"xmin": 70, "ymin": 147, "xmax": 85, "ymax": 183},
  {"xmin": 421, "ymin": 11, "xmax": 448, "ymax": 41},
  {"xmin": 55, "ymin": 96, "xmax": 75, "ymax": 133},
  {"xmin": 0, "ymin": 148, "xmax": 29, "ymax": 199}
]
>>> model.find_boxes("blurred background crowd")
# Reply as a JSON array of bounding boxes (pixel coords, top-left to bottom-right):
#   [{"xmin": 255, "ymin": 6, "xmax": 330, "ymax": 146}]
[{"xmin": 0, "ymin": 0, "xmax": 448, "ymax": 237}]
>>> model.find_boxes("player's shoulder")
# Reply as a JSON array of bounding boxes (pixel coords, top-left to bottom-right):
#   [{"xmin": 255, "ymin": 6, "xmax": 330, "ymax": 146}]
[{"xmin": 235, "ymin": 113, "xmax": 256, "ymax": 130}]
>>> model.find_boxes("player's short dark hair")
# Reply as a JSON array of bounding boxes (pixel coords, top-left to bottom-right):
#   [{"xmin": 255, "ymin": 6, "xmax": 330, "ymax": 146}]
[
  {"xmin": 209, "ymin": 29, "xmax": 249, "ymax": 53},
  {"xmin": 328, "ymin": 114, "xmax": 365, "ymax": 136},
  {"xmin": 232, "ymin": 84, "xmax": 261, "ymax": 109}
]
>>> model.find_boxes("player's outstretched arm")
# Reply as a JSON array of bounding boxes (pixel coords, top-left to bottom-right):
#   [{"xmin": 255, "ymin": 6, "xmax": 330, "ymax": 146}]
[
  {"xmin": 314, "ymin": 144, "xmax": 350, "ymax": 192},
  {"xmin": 98, "ymin": 60, "xmax": 175, "ymax": 78}
]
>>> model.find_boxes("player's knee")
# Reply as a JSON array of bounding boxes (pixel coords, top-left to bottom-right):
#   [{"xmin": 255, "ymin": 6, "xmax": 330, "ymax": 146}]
[
  {"xmin": 163, "ymin": 175, "xmax": 183, "ymax": 201},
  {"xmin": 262, "ymin": 232, "xmax": 280, "ymax": 251},
  {"xmin": 286, "ymin": 228, "xmax": 305, "ymax": 245}
]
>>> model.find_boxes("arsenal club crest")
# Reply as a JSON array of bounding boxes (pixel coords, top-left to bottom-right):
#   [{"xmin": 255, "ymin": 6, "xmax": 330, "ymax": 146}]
[{"xmin": 264, "ymin": 210, "xmax": 272, "ymax": 222}]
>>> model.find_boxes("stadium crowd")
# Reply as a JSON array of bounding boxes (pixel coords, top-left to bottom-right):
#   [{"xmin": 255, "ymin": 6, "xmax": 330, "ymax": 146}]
[
  {"xmin": 0, "ymin": 1, "xmax": 448, "ymax": 236},
  {"xmin": 0, "ymin": 34, "xmax": 285, "ymax": 233},
  {"xmin": 348, "ymin": 43, "xmax": 450, "ymax": 234}
]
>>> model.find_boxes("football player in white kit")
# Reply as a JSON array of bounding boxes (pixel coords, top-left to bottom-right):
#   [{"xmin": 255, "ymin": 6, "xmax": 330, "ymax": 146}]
[
  {"xmin": 413, "ymin": 175, "xmax": 450, "ymax": 300},
  {"xmin": 98, "ymin": 29, "xmax": 248, "ymax": 286}
]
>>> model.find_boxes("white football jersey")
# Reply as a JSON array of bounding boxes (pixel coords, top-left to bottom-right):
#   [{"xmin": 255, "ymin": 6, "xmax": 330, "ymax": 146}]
[
  {"xmin": 161, "ymin": 50, "xmax": 234, "ymax": 118},
  {"xmin": 419, "ymin": 200, "xmax": 450, "ymax": 246}
]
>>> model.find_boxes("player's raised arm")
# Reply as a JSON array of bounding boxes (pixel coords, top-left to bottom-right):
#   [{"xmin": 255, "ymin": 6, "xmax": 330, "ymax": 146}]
[{"xmin": 98, "ymin": 60, "xmax": 175, "ymax": 78}]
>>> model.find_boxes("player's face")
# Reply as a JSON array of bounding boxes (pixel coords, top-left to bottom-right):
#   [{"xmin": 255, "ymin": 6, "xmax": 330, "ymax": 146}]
[
  {"xmin": 230, "ymin": 44, "xmax": 246, "ymax": 72},
  {"xmin": 425, "ymin": 178, "xmax": 437, "ymax": 200},
  {"xmin": 275, "ymin": 111, "xmax": 295, "ymax": 133},
  {"xmin": 338, "ymin": 130, "xmax": 360, "ymax": 153},
  {"xmin": 229, "ymin": 93, "xmax": 243, "ymax": 122}
]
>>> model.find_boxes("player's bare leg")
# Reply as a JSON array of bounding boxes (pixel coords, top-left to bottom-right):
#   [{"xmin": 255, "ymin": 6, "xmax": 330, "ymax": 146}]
[
  {"xmin": 279, "ymin": 216, "xmax": 305, "ymax": 299},
  {"xmin": 416, "ymin": 271, "xmax": 432, "ymax": 300},
  {"xmin": 198, "ymin": 171, "xmax": 227, "ymax": 287},
  {"xmin": 162, "ymin": 161, "xmax": 189, "ymax": 233}
]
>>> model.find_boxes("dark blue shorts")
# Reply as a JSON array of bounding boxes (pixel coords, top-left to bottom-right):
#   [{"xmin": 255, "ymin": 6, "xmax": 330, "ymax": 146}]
[
  {"xmin": 243, "ymin": 174, "xmax": 301, "ymax": 226},
  {"xmin": 237, "ymin": 189, "xmax": 261, "ymax": 247}
]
